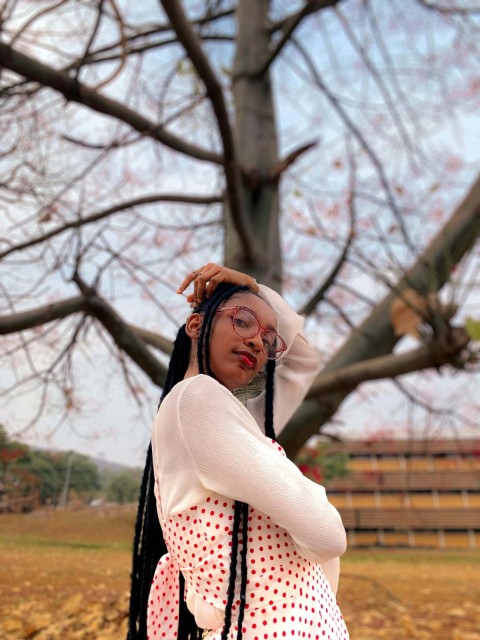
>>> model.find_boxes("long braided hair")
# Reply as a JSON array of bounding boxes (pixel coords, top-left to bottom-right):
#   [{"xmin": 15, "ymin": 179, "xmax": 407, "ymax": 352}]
[{"xmin": 128, "ymin": 283, "xmax": 277, "ymax": 640}]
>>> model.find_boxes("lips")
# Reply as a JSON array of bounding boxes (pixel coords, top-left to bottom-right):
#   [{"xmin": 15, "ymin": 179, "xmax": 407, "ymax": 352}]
[{"xmin": 236, "ymin": 351, "xmax": 257, "ymax": 369}]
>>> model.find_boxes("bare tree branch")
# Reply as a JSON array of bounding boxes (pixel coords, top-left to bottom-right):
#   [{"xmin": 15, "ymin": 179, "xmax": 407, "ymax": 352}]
[
  {"xmin": 62, "ymin": 6, "xmax": 235, "ymax": 70},
  {"xmin": 74, "ymin": 0, "xmax": 128, "ymax": 91},
  {"xmin": 299, "ymin": 140, "xmax": 357, "ymax": 315},
  {"xmin": 159, "ymin": 0, "xmax": 257, "ymax": 266},
  {"xmin": 60, "ymin": 131, "xmax": 140, "ymax": 149},
  {"xmin": 307, "ymin": 327, "xmax": 470, "ymax": 398},
  {"xmin": 269, "ymin": 0, "xmax": 344, "ymax": 33},
  {"xmin": 250, "ymin": 0, "xmax": 343, "ymax": 77},
  {"xmin": 0, "ymin": 297, "xmax": 87, "ymax": 333},
  {"xmin": 67, "ymin": 35, "xmax": 234, "ymax": 69},
  {"xmin": 299, "ymin": 230, "xmax": 354, "ymax": 317},
  {"xmin": 0, "ymin": 295, "xmax": 174, "ymax": 357},
  {"xmin": 0, "ymin": 41, "xmax": 222, "ymax": 164},
  {"xmin": 9, "ymin": 0, "xmax": 68, "ymax": 48},
  {"xmin": 71, "ymin": 272, "xmax": 167, "ymax": 385},
  {"xmin": 2, "ymin": 0, "xmax": 479, "ymax": 460},
  {"xmin": 0, "ymin": 193, "xmax": 222, "ymax": 260},
  {"xmin": 84, "ymin": 6, "xmax": 236, "ymax": 57},
  {"xmin": 269, "ymin": 140, "xmax": 319, "ymax": 183},
  {"xmin": 416, "ymin": 0, "xmax": 480, "ymax": 14},
  {"xmin": 281, "ymin": 173, "xmax": 480, "ymax": 456},
  {"xmin": 334, "ymin": 5, "xmax": 417, "ymax": 157},
  {"xmin": 291, "ymin": 37, "xmax": 414, "ymax": 249},
  {"xmin": 132, "ymin": 325, "xmax": 173, "ymax": 355}
]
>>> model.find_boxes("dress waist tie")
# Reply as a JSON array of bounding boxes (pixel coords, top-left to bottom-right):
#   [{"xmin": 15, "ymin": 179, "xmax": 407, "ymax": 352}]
[{"xmin": 147, "ymin": 552, "xmax": 180, "ymax": 639}]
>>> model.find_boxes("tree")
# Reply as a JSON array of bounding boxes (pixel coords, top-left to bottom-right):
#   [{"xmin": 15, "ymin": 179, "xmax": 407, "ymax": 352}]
[
  {"xmin": 0, "ymin": 426, "xmax": 100, "ymax": 508},
  {"xmin": 0, "ymin": 0, "xmax": 479, "ymax": 459},
  {"xmin": 0, "ymin": 424, "xmax": 38, "ymax": 512},
  {"xmin": 106, "ymin": 469, "xmax": 142, "ymax": 504}
]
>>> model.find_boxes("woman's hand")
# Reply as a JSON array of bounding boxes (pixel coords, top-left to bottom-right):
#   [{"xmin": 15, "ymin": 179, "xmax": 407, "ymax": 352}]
[{"xmin": 177, "ymin": 263, "xmax": 259, "ymax": 306}]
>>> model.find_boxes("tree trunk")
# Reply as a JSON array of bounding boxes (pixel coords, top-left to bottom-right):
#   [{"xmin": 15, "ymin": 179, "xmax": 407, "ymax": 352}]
[{"xmin": 225, "ymin": 0, "xmax": 282, "ymax": 291}]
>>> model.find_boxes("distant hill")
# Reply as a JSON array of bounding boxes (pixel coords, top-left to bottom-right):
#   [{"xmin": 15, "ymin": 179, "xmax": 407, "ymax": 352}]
[
  {"xmin": 88, "ymin": 455, "xmax": 141, "ymax": 477},
  {"xmin": 35, "ymin": 447, "xmax": 143, "ymax": 493},
  {"xmin": 33, "ymin": 446, "xmax": 142, "ymax": 477}
]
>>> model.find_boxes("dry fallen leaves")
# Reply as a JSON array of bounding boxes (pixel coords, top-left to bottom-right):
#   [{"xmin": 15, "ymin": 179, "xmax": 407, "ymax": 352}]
[{"xmin": 0, "ymin": 592, "xmax": 129, "ymax": 640}]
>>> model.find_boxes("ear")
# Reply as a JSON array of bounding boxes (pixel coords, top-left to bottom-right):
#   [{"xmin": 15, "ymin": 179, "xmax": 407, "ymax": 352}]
[{"xmin": 185, "ymin": 312, "xmax": 202, "ymax": 339}]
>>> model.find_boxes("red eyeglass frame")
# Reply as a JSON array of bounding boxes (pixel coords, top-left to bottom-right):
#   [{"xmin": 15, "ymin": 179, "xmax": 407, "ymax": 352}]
[{"xmin": 216, "ymin": 306, "xmax": 287, "ymax": 360}]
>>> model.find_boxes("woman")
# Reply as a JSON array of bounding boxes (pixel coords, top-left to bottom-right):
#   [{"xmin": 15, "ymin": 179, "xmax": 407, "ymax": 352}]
[{"xmin": 128, "ymin": 264, "xmax": 349, "ymax": 640}]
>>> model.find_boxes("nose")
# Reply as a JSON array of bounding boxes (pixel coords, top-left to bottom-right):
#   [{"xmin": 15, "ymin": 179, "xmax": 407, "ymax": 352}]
[{"xmin": 246, "ymin": 331, "xmax": 264, "ymax": 354}]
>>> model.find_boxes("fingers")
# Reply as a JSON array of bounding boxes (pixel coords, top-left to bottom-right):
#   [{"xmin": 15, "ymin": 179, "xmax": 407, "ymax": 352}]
[
  {"xmin": 203, "ymin": 275, "xmax": 220, "ymax": 300},
  {"xmin": 177, "ymin": 263, "xmax": 218, "ymax": 305},
  {"xmin": 177, "ymin": 267, "xmax": 206, "ymax": 296},
  {"xmin": 193, "ymin": 263, "xmax": 221, "ymax": 304},
  {"xmin": 177, "ymin": 263, "xmax": 258, "ymax": 306},
  {"xmin": 194, "ymin": 271, "xmax": 208, "ymax": 305}
]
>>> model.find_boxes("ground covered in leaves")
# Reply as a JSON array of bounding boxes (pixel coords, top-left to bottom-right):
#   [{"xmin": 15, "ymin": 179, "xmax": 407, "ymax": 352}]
[{"xmin": 0, "ymin": 507, "xmax": 479, "ymax": 639}]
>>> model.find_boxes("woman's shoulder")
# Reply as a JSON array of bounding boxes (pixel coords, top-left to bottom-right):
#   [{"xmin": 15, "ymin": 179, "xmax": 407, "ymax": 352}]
[
  {"xmin": 155, "ymin": 376, "xmax": 232, "ymax": 434},
  {"xmin": 167, "ymin": 374, "xmax": 232, "ymax": 404},
  {"xmin": 156, "ymin": 375, "xmax": 263, "ymax": 445},
  {"xmin": 164, "ymin": 375, "xmax": 253, "ymax": 424}
]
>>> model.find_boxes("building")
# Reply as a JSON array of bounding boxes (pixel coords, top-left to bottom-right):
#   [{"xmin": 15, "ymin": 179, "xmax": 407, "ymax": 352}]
[{"xmin": 326, "ymin": 439, "xmax": 480, "ymax": 549}]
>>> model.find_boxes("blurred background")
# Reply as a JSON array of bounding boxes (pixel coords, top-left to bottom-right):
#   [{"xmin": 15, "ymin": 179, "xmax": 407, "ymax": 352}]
[{"xmin": 1, "ymin": 0, "xmax": 479, "ymax": 637}]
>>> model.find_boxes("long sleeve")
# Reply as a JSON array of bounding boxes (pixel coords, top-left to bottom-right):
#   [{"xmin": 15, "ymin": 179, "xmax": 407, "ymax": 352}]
[
  {"xmin": 175, "ymin": 375, "xmax": 346, "ymax": 564},
  {"xmin": 245, "ymin": 284, "xmax": 322, "ymax": 435},
  {"xmin": 320, "ymin": 557, "xmax": 341, "ymax": 595}
]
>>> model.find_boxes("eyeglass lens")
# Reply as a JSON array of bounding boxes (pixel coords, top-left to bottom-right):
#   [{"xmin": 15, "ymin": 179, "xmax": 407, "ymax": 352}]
[{"xmin": 233, "ymin": 308, "xmax": 281, "ymax": 357}]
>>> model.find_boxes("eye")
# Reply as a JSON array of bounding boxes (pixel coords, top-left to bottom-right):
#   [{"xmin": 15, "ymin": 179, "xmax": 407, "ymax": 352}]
[
  {"xmin": 233, "ymin": 316, "xmax": 248, "ymax": 328},
  {"xmin": 234, "ymin": 309, "xmax": 256, "ymax": 329},
  {"xmin": 262, "ymin": 331, "xmax": 276, "ymax": 350}
]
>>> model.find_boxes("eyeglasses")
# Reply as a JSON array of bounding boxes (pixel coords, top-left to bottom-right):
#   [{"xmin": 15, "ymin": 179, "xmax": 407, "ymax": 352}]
[{"xmin": 216, "ymin": 306, "xmax": 287, "ymax": 360}]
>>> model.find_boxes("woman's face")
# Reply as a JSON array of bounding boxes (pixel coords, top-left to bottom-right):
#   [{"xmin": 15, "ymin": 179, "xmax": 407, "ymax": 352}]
[{"xmin": 207, "ymin": 292, "xmax": 277, "ymax": 391}]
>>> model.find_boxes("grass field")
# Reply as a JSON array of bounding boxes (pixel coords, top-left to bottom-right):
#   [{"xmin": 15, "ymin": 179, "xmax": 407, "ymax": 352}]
[{"xmin": 1, "ymin": 507, "xmax": 479, "ymax": 639}]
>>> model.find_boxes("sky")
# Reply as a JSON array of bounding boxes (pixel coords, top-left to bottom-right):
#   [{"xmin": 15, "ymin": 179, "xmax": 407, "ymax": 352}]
[{"xmin": 1, "ymin": 0, "xmax": 480, "ymax": 468}]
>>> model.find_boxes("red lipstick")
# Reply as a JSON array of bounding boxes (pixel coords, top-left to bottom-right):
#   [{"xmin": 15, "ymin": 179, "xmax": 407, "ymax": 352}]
[{"xmin": 237, "ymin": 352, "xmax": 256, "ymax": 368}]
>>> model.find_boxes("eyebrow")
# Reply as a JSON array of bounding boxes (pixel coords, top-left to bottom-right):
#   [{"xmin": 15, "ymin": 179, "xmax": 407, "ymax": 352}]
[
  {"xmin": 264, "ymin": 318, "xmax": 276, "ymax": 331},
  {"xmin": 247, "ymin": 293, "xmax": 276, "ymax": 330},
  {"xmin": 239, "ymin": 305, "xmax": 276, "ymax": 331}
]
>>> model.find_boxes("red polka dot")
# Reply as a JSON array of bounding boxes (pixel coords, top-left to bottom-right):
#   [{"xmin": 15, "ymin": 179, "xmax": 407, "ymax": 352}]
[{"xmin": 147, "ymin": 447, "xmax": 348, "ymax": 639}]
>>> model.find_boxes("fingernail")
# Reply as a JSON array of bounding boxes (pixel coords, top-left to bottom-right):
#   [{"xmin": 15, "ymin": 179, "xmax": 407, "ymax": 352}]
[{"xmin": 177, "ymin": 288, "xmax": 182, "ymax": 293}]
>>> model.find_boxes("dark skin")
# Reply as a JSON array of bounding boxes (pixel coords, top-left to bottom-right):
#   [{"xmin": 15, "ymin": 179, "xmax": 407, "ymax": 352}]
[
  {"xmin": 183, "ymin": 291, "xmax": 277, "ymax": 391},
  {"xmin": 177, "ymin": 262, "xmax": 259, "ymax": 307},
  {"xmin": 179, "ymin": 263, "xmax": 276, "ymax": 391}
]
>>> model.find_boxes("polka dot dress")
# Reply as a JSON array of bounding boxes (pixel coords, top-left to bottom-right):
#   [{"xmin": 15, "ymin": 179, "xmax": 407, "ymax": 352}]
[{"xmin": 147, "ymin": 443, "xmax": 349, "ymax": 639}]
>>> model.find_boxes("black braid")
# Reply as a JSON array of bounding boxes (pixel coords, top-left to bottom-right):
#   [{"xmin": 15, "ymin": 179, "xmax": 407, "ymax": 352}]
[
  {"xmin": 221, "ymin": 500, "xmax": 243, "ymax": 640},
  {"xmin": 128, "ymin": 283, "xmax": 277, "ymax": 640},
  {"xmin": 128, "ymin": 325, "xmax": 192, "ymax": 639},
  {"xmin": 264, "ymin": 358, "xmax": 276, "ymax": 440},
  {"xmin": 159, "ymin": 324, "xmax": 190, "ymax": 407},
  {"xmin": 128, "ymin": 445, "xmax": 165, "ymax": 640},
  {"xmin": 236, "ymin": 501, "xmax": 249, "ymax": 638},
  {"xmin": 128, "ymin": 446, "xmax": 156, "ymax": 639}
]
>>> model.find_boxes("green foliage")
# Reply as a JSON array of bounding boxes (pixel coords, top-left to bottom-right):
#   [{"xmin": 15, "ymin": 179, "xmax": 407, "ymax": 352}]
[
  {"xmin": 295, "ymin": 441, "xmax": 349, "ymax": 486},
  {"xmin": 0, "ymin": 426, "xmax": 100, "ymax": 509},
  {"xmin": 106, "ymin": 470, "xmax": 141, "ymax": 504},
  {"xmin": 0, "ymin": 424, "xmax": 36, "ymax": 511},
  {"xmin": 465, "ymin": 317, "xmax": 480, "ymax": 341}
]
